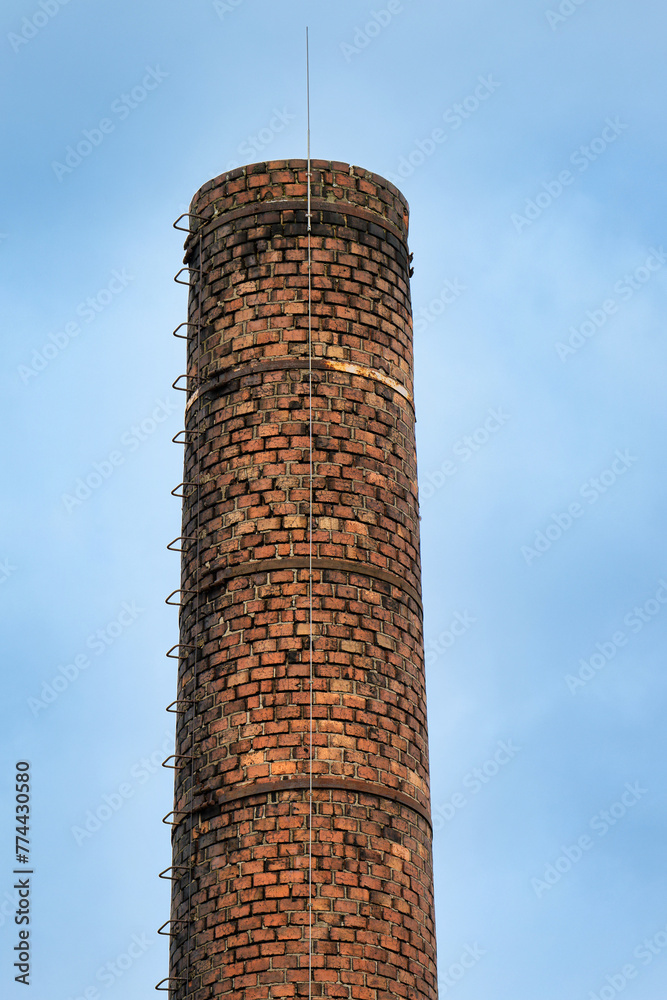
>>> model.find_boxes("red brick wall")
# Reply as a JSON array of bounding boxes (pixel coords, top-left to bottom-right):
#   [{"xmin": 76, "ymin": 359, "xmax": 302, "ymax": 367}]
[{"xmin": 168, "ymin": 160, "xmax": 438, "ymax": 999}]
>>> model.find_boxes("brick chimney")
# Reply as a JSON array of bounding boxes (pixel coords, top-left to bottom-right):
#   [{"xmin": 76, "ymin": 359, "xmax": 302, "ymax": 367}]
[{"xmin": 162, "ymin": 159, "xmax": 438, "ymax": 1000}]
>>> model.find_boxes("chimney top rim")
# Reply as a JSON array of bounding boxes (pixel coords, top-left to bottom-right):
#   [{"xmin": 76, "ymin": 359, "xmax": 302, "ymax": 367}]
[{"xmin": 189, "ymin": 158, "xmax": 410, "ymax": 220}]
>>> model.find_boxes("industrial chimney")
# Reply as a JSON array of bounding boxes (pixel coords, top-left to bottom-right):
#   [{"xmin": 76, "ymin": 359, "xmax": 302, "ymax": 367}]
[{"xmin": 159, "ymin": 159, "xmax": 438, "ymax": 1000}]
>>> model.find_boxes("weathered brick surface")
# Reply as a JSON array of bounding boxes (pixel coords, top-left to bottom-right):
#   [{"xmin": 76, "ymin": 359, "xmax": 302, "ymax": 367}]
[{"xmin": 168, "ymin": 161, "xmax": 437, "ymax": 1000}]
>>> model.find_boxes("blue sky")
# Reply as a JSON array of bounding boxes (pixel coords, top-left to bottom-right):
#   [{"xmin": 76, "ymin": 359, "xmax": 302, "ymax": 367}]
[{"xmin": 2, "ymin": 1, "xmax": 666, "ymax": 997}]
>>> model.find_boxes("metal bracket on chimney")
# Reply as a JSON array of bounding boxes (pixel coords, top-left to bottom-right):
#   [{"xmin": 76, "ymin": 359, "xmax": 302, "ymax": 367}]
[
  {"xmin": 161, "ymin": 811, "xmax": 187, "ymax": 827},
  {"xmin": 173, "ymin": 212, "xmax": 206, "ymax": 232},
  {"xmin": 165, "ymin": 699, "xmax": 195, "ymax": 714},
  {"xmin": 165, "ymin": 643, "xmax": 197, "ymax": 659},
  {"xmin": 170, "ymin": 481, "xmax": 199, "ymax": 498},
  {"xmin": 165, "ymin": 590, "xmax": 197, "ymax": 608},
  {"xmin": 174, "ymin": 266, "xmax": 205, "ymax": 286},
  {"xmin": 166, "ymin": 536, "xmax": 197, "ymax": 553},
  {"xmin": 155, "ymin": 976, "xmax": 186, "ymax": 991},
  {"xmin": 158, "ymin": 865, "xmax": 192, "ymax": 880},
  {"xmin": 172, "ymin": 321, "xmax": 198, "ymax": 340},
  {"xmin": 172, "ymin": 429, "xmax": 201, "ymax": 444},
  {"xmin": 157, "ymin": 920, "xmax": 187, "ymax": 936},
  {"xmin": 161, "ymin": 754, "xmax": 198, "ymax": 770},
  {"xmin": 172, "ymin": 374, "xmax": 202, "ymax": 393}
]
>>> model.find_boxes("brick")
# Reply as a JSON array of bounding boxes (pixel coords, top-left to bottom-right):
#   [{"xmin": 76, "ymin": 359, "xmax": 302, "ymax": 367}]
[{"xmin": 168, "ymin": 160, "xmax": 436, "ymax": 1000}]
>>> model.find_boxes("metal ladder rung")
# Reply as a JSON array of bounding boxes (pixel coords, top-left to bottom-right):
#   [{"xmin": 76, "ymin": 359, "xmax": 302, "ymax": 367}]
[
  {"xmin": 158, "ymin": 865, "xmax": 192, "ymax": 880},
  {"xmin": 165, "ymin": 643, "xmax": 197, "ymax": 659},
  {"xmin": 170, "ymin": 481, "xmax": 199, "ymax": 498},
  {"xmin": 173, "ymin": 212, "xmax": 206, "ymax": 232},
  {"xmin": 165, "ymin": 589, "xmax": 197, "ymax": 607},
  {"xmin": 161, "ymin": 811, "xmax": 187, "ymax": 826},
  {"xmin": 161, "ymin": 754, "xmax": 198, "ymax": 770},
  {"xmin": 155, "ymin": 976, "xmax": 186, "ymax": 991},
  {"xmin": 166, "ymin": 536, "xmax": 197, "ymax": 553}
]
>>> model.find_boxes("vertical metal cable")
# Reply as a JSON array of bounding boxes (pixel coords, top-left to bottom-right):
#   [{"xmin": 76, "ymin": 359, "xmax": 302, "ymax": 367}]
[
  {"xmin": 184, "ymin": 230, "xmax": 202, "ymax": 999},
  {"xmin": 179, "ymin": 224, "xmax": 204, "ymax": 996},
  {"xmin": 306, "ymin": 24, "xmax": 313, "ymax": 1000},
  {"xmin": 189, "ymin": 233, "xmax": 202, "ymax": 997}
]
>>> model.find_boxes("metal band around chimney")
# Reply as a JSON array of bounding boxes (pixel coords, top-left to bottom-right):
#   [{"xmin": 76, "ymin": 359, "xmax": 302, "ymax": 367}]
[
  {"xmin": 184, "ymin": 356, "xmax": 413, "ymax": 417},
  {"xmin": 182, "ymin": 198, "xmax": 408, "ymax": 253},
  {"xmin": 180, "ymin": 556, "xmax": 422, "ymax": 611},
  {"xmin": 201, "ymin": 776, "xmax": 432, "ymax": 830}
]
